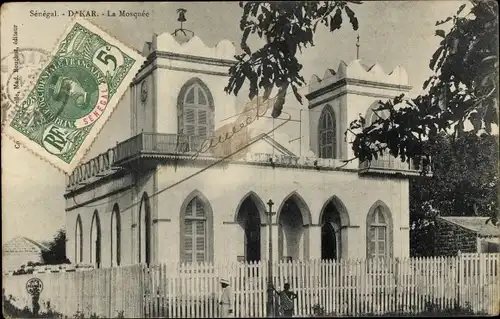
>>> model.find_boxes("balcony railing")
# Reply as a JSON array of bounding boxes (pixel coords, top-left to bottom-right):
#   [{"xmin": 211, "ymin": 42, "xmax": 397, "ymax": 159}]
[
  {"xmin": 66, "ymin": 133, "xmax": 430, "ymax": 190},
  {"xmin": 114, "ymin": 133, "xmax": 219, "ymax": 164},
  {"xmin": 359, "ymin": 152, "xmax": 429, "ymax": 175}
]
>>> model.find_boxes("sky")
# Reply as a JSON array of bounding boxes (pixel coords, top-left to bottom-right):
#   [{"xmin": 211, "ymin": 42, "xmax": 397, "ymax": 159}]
[{"xmin": 1, "ymin": 1, "xmax": 472, "ymax": 244}]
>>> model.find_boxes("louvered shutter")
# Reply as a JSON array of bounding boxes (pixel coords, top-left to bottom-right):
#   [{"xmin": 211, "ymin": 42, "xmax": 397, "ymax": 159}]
[
  {"xmin": 183, "ymin": 198, "xmax": 207, "ymax": 263},
  {"xmin": 184, "ymin": 108, "xmax": 195, "ymax": 136},
  {"xmin": 184, "ymin": 219, "xmax": 193, "ymax": 262},
  {"xmin": 195, "ymin": 221, "xmax": 205, "ymax": 262},
  {"xmin": 197, "ymin": 109, "xmax": 208, "ymax": 138},
  {"xmin": 377, "ymin": 228, "xmax": 386, "ymax": 258},
  {"xmin": 368, "ymin": 227, "xmax": 376, "ymax": 258}
]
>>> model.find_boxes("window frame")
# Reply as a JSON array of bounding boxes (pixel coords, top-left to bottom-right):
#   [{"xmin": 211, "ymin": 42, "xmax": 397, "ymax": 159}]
[
  {"xmin": 318, "ymin": 105, "xmax": 337, "ymax": 159},
  {"xmin": 111, "ymin": 204, "xmax": 121, "ymax": 267},
  {"xmin": 179, "ymin": 190, "xmax": 214, "ymax": 264},
  {"xmin": 177, "ymin": 78, "xmax": 215, "ymax": 139},
  {"xmin": 90, "ymin": 210, "xmax": 101, "ymax": 268},
  {"xmin": 366, "ymin": 201, "xmax": 393, "ymax": 260},
  {"xmin": 75, "ymin": 215, "xmax": 83, "ymax": 264}
]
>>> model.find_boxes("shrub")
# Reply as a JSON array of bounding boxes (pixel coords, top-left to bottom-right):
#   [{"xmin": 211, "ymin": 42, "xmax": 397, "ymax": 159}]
[
  {"xmin": 2, "ymin": 290, "xmax": 63, "ymax": 318},
  {"xmin": 310, "ymin": 299, "xmax": 489, "ymax": 317}
]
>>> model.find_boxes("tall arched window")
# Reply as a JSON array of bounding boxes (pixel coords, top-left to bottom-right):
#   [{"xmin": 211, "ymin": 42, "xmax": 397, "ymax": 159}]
[
  {"xmin": 178, "ymin": 78, "xmax": 215, "ymax": 139},
  {"xmin": 180, "ymin": 191, "xmax": 214, "ymax": 263},
  {"xmin": 75, "ymin": 215, "xmax": 83, "ymax": 264},
  {"xmin": 90, "ymin": 210, "xmax": 101, "ymax": 268},
  {"xmin": 318, "ymin": 105, "xmax": 336, "ymax": 158},
  {"xmin": 111, "ymin": 205, "xmax": 121, "ymax": 267},
  {"xmin": 366, "ymin": 201, "xmax": 393, "ymax": 259},
  {"xmin": 138, "ymin": 193, "xmax": 152, "ymax": 265},
  {"xmin": 365, "ymin": 102, "xmax": 390, "ymax": 126}
]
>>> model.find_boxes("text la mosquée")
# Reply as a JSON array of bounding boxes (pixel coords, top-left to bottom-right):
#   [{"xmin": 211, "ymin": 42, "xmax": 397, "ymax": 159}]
[{"xmin": 66, "ymin": 10, "xmax": 149, "ymax": 18}]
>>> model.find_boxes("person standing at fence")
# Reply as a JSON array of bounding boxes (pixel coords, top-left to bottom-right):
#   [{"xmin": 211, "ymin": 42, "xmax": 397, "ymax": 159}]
[
  {"xmin": 218, "ymin": 278, "xmax": 234, "ymax": 317},
  {"xmin": 278, "ymin": 283, "xmax": 298, "ymax": 317}
]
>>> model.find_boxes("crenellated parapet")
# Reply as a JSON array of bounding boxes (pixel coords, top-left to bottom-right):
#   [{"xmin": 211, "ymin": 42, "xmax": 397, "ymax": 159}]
[
  {"xmin": 308, "ymin": 59, "xmax": 409, "ymax": 94},
  {"xmin": 142, "ymin": 32, "xmax": 236, "ymax": 61}
]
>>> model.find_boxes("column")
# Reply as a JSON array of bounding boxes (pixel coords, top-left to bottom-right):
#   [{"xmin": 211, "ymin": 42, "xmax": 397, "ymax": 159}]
[
  {"xmin": 341, "ymin": 225, "xmax": 361, "ymax": 259},
  {"xmin": 309, "ymin": 224, "xmax": 322, "ymax": 260}
]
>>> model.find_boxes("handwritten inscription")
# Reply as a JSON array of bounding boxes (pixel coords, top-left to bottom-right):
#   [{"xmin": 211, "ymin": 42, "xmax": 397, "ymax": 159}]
[{"xmin": 190, "ymin": 96, "xmax": 272, "ymax": 159}]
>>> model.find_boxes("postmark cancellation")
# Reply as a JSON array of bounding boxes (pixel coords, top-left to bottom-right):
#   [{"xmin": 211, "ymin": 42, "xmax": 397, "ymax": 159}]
[{"xmin": 3, "ymin": 18, "xmax": 145, "ymax": 173}]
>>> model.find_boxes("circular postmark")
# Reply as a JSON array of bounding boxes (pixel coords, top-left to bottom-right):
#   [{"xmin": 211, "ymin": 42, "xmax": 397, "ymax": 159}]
[
  {"xmin": 1, "ymin": 48, "xmax": 51, "ymax": 130},
  {"xmin": 26, "ymin": 277, "xmax": 43, "ymax": 295}
]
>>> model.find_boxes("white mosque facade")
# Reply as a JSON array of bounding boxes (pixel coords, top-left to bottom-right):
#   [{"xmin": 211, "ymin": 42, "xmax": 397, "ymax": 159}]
[{"xmin": 64, "ymin": 28, "xmax": 421, "ymax": 268}]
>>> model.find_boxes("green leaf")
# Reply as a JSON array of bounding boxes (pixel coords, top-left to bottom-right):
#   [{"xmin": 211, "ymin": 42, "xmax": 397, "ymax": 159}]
[
  {"xmin": 330, "ymin": 8, "xmax": 343, "ymax": 31},
  {"xmin": 436, "ymin": 16, "xmax": 452, "ymax": 26},
  {"xmin": 241, "ymin": 28, "xmax": 252, "ymax": 55},
  {"xmin": 291, "ymin": 84, "xmax": 303, "ymax": 104},
  {"xmin": 456, "ymin": 3, "xmax": 467, "ymax": 15},
  {"xmin": 429, "ymin": 46, "xmax": 444, "ymax": 70},
  {"xmin": 435, "ymin": 29, "xmax": 446, "ymax": 38},
  {"xmin": 271, "ymin": 85, "xmax": 288, "ymax": 118},
  {"xmin": 263, "ymin": 84, "xmax": 273, "ymax": 101},
  {"xmin": 344, "ymin": 6, "xmax": 359, "ymax": 30}
]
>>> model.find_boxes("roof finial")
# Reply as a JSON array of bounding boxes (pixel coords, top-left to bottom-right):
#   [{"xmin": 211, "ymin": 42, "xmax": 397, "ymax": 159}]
[
  {"xmin": 172, "ymin": 8, "xmax": 194, "ymax": 38},
  {"xmin": 356, "ymin": 33, "xmax": 360, "ymax": 60}
]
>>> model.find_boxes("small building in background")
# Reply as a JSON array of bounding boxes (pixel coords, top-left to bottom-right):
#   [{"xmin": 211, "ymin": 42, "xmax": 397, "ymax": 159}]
[
  {"xmin": 2, "ymin": 237, "xmax": 49, "ymax": 272},
  {"xmin": 434, "ymin": 216, "xmax": 500, "ymax": 256}
]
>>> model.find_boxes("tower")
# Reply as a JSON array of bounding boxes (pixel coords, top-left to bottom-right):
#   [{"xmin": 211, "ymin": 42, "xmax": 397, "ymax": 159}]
[
  {"xmin": 130, "ymin": 10, "xmax": 237, "ymax": 138},
  {"xmin": 305, "ymin": 59, "xmax": 412, "ymax": 167}
]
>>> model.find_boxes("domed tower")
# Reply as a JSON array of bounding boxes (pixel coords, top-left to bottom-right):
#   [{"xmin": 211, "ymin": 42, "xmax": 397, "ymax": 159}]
[
  {"xmin": 305, "ymin": 58, "xmax": 411, "ymax": 169},
  {"xmin": 130, "ymin": 9, "xmax": 237, "ymax": 139}
]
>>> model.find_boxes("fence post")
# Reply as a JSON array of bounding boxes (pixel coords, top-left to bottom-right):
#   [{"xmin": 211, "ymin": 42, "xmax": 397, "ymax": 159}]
[
  {"xmin": 394, "ymin": 258, "xmax": 399, "ymax": 314},
  {"xmin": 456, "ymin": 250, "xmax": 461, "ymax": 308}
]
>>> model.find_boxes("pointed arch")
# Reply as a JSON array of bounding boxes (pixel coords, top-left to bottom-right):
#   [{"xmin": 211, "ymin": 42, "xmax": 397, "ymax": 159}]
[
  {"xmin": 90, "ymin": 210, "xmax": 101, "ymax": 268},
  {"xmin": 235, "ymin": 191, "xmax": 266, "ymax": 262},
  {"xmin": 234, "ymin": 191, "xmax": 267, "ymax": 223},
  {"xmin": 277, "ymin": 192, "xmax": 312, "ymax": 261},
  {"xmin": 111, "ymin": 204, "xmax": 121, "ymax": 267},
  {"xmin": 318, "ymin": 104, "xmax": 337, "ymax": 159},
  {"xmin": 138, "ymin": 192, "xmax": 152, "ymax": 265},
  {"xmin": 319, "ymin": 195, "xmax": 350, "ymax": 227},
  {"xmin": 366, "ymin": 200, "xmax": 394, "ymax": 259},
  {"xmin": 74, "ymin": 214, "xmax": 83, "ymax": 264},
  {"xmin": 177, "ymin": 77, "xmax": 215, "ymax": 138},
  {"xmin": 179, "ymin": 190, "xmax": 214, "ymax": 263},
  {"xmin": 365, "ymin": 101, "xmax": 390, "ymax": 127},
  {"xmin": 276, "ymin": 191, "xmax": 312, "ymax": 226},
  {"xmin": 319, "ymin": 195, "xmax": 350, "ymax": 260}
]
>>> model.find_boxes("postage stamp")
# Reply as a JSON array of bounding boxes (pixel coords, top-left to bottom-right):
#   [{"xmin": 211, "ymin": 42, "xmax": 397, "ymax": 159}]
[{"xmin": 3, "ymin": 18, "xmax": 145, "ymax": 173}]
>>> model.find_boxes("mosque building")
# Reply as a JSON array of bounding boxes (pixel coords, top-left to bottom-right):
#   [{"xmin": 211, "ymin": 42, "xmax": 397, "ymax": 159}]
[{"xmin": 64, "ymin": 12, "xmax": 420, "ymax": 268}]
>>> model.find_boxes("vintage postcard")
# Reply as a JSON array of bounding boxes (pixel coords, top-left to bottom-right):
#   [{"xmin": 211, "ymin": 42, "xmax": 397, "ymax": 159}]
[{"xmin": 2, "ymin": 1, "xmax": 499, "ymax": 319}]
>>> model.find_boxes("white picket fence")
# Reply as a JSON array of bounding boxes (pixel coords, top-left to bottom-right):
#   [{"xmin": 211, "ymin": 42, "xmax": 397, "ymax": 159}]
[
  {"xmin": 3, "ymin": 265, "xmax": 144, "ymax": 318},
  {"xmin": 3, "ymin": 253, "xmax": 500, "ymax": 318}
]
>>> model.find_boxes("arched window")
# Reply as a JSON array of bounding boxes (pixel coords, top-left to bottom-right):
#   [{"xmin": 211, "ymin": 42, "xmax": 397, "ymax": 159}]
[
  {"xmin": 178, "ymin": 78, "xmax": 215, "ymax": 138},
  {"xmin": 365, "ymin": 102, "xmax": 390, "ymax": 127},
  {"xmin": 138, "ymin": 193, "xmax": 152, "ymax": 265},
  {"xmin": 75, "ymin": 215, "xmax": 83, "ymax": 264},
  {"xmin": 180, "ymin": 191, "xmax": 214, "ymax": 263},
  {"xmin": 111, "ymin": 205, "xmax": 121, "ymax": 267},
  {"xmin": 318, "ymin": 105, "xmax": 336, "ymax": 158},
  {"xmin": 90, "ymin": 210, "xmax": 101, "ymax": 268},
  {"xmin": 366, "ymin": 202, "xmax": 393, "ymax": 259}
]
